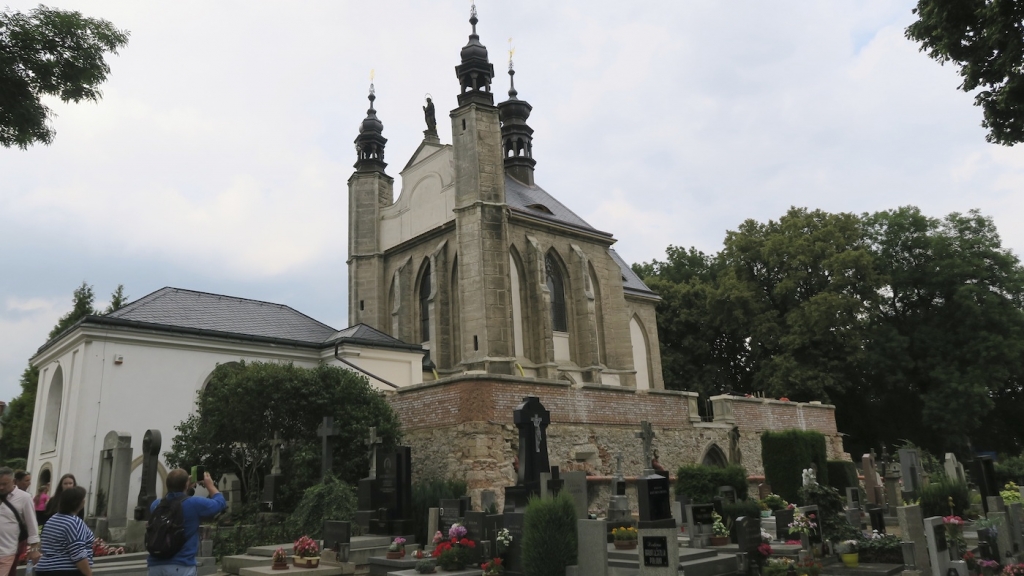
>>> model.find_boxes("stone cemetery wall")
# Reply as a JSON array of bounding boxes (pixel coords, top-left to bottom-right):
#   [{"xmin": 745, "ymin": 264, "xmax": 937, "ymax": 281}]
[{"xmin": 388, "ymin": 375, "xmax": 844, "ymax": 509}]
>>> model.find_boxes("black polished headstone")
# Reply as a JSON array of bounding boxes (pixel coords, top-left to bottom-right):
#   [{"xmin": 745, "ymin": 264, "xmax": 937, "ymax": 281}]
[
  {"xmin": 868, "ymin": 506, "xmax": 886, "ymax": 534},
  {"xmin": 637, "ymin": 474, "xmax": 674, "ymax": 529},
  {"xmin": 323, "ymin": 521, "xmax": 351, "ymax": 550},
  {"xmin": 463, "ymin": 510, "xmax": 486, "ymax": 564},
  {"xmin": 133, "ymin": 429, "xmax": 161, "ymax": 521},
  {"xmin": 439, "ymin": 498, "xmax": 462, "ymax": 538},
  {"xmin": 718, "ymin": 486, "xmax": 737, "ymax": 504},
  {"xmin": 513, "ymin": 396, "xmax": 551, "ymax": 496},
  {"xmin": 736, "ymin": 516, "xmax": 762, "ymax": 555},
  {"xmin": 773, "ymin": 508, "xmax": 794, "ymax": 541},
  {"xmin": 503, "ymin": 511, "xmax": 524, "ymax": 576},
  {"xmin": 642, "ymin": 535, "xmax": 669, "ymax": 567},
  {"xmin": 972, "ymin": 457, "xmax": 999, "ymax": 513}
]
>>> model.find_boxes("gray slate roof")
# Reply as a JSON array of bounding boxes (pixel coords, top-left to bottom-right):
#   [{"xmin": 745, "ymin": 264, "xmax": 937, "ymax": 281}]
[
  {"xmin": 36, "ymin": 287, "xmax": 421, "ymax": 353},
  {"xmin": 505, "ymin": 175, "xmax": 657, "ymax": 298}
]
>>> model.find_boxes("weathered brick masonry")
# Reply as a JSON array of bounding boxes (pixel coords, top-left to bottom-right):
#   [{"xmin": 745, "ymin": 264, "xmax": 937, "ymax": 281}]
[{"xmin": 387, "ymin": 375, "xmax": 845, "ymax": 511}]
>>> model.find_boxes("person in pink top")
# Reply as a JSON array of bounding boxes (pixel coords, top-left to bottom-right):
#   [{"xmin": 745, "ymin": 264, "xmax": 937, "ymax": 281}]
[{"xmin": 34, "ymin": 485, "xmax": 49, "ymax": 526}]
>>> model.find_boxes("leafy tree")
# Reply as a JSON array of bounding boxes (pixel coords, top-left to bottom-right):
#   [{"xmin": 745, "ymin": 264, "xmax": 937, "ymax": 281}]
[
  {"xmin": 165, "ymin": 361, "xmax": 402, "ymax": 508},
  {"xmin": 104, "ymin": 284, "xmax": 128, "ymax": 313},
  {"xmin": 906, "ymin": 0, "xmax": 1024, "ymax": 145},
  {"xmin": 48, "ymin": 281, "xmax": 96, "ymax": 339},
  {"xmin": 0, "ymin": 5, "xmax": 129, "ymax": 148}
]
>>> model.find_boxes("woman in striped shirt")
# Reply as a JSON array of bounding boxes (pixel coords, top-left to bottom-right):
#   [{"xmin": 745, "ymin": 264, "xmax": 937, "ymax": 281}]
[{"xmin": 36, "ymin": 487, "xmax": 93, "ymax": 576}]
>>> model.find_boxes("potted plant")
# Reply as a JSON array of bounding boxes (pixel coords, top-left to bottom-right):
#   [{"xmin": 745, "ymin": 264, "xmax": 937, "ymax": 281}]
[
  {"xmin": 611, "ymin": 526, "xmax": 638, "ymax": 550},
  {"xmin": 481, "ymin": 557, "xmax": 504, "ymax": 576},
  {"xmin": 292, "ymin": 536, "xmax": 320, "ymax": 568},
  {"xmin": 762, "ymin": 494, "xmax": 789, "ymax": 512},
  {"xmin": 710, "ymin": 511, "xmax": 730, "ymax": 546},
  {"xmin": 415, "ymin": 559, "xmax": 436, "ymax": 574},
  {"xmin": 787, "ymin": 510, "xmax": 816, "ymax": 538},
  {"xmin": 432, "ymin": 523, "xmax": 476, "ymax": 571},
  {"xmin": 495, "ymin": 528, "xmax": 512, "ymax": 556},
  {"xmin": 759, "ymin": 500, "xmax": 772, "ymax": 518},
  {"xmin": 271, "ymin": 547, "xmax": 289, "ymax": 570},
  {"xmin": 837, "ymin": 539, "xmax": 859, "ymax": 567},
  {"xmin": 387, "ymin": 537, "xmax": 406, "ymax": 559}
]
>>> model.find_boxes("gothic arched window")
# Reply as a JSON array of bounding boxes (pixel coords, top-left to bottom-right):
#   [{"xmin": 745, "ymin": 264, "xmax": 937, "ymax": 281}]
[
  {"xmin": 545, "ymin": 254, "xmax": 568, "ymax": 332},
  {"xmin": 419, "ymin": 262, "xmax": 432, "ymax": 343}
]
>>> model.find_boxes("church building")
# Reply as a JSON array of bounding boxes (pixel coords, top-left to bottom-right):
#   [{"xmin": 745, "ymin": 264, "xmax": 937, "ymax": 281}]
[{"xmin": 24, "ymin": 7, "xmax": 846, "ymax": 521}]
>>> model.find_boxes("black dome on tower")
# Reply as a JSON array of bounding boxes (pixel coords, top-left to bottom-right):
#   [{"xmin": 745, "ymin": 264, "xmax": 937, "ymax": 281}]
[
  {"xmin": 498, "ymin": 66, "xmax": 536, "ymax": 185},
  {"xmin": 354, "ymin": 84, "xmax": 387, "ymax": 172},
  {"xmin": 455, "ymin": 5, "xmax": 494, "ymax": 106}
]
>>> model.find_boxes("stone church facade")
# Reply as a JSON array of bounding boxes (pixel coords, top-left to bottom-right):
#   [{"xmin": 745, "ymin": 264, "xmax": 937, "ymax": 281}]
[{"xmin": 346, "ymin": 10, "xmax": 848, "ymax": 509}]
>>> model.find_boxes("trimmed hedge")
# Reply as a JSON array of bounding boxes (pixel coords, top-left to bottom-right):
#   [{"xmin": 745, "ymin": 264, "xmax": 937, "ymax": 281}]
[
  {"xmin": 412, "ymin": 478, "xmax": 467, "ymax": 545},
  {"xmin": 919, "ymin": 478, "xmax": 969, "ymax": 518},
  {"xmin": 826, "ymin": 461, "xmax": 858, "ymax": 493},
  {"xmin": 761, "ymin": 430, "xmax": 828, "ymax": 503},
  {"xmin": 675, "ymin": 464, "xmax": 749, "ymax": 502},
  {"xmin": 523, "ymin": 492, "xmax": 578, "ymax": 576}
]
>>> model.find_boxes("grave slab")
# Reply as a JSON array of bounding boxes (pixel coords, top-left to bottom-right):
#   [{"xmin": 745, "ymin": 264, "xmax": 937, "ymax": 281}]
[
  {"xmin": 923, "ymin": 516, "xmax": 949, "ymax": 576},
  {"xmin": 240, "ymin": 565, "xmax": 346, "ymax": 576},
  {"xmin": 897, "ymin": 505, "xmax": 930, "ymax": 575},
  {"xmin": 578, "ymin": 519, "xmax": 609, "ymax": 576},
  {"xmin": 638, "ymin": 526, "xmax": 679, "ymax": 575}
]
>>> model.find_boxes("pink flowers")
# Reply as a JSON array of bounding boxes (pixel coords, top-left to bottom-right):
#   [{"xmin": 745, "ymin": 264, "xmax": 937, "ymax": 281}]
[
  {"xmin": 449, "ymin": 523, "xmax": 468, "ymax": 540},
  {"xmin": 943, "ymin": 515, "xmax": 964, "ymax": 526},
  {"xmin": 293, "ymin": 535, "xmax": 319, "ymax": 558}
]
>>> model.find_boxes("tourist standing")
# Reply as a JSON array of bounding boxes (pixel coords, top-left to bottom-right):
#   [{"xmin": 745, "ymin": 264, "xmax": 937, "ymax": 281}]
[
  {"xmin": 0, "ymin": 468, "xmax": 40, "ymax": 575},
  {"xmin": 43, "ymin": 475, "xmax": 81, "ymax": 523},
  {"xmin": 35, "ymin": 487, "xmax": 93, "ymax": 576},
  {"xmin": 146, "ymin": 470, "xmax": 225, "ymax": 576},
  {"xmin": 34, "ymin": 485, "xmax": 49, "ymax": 526}
]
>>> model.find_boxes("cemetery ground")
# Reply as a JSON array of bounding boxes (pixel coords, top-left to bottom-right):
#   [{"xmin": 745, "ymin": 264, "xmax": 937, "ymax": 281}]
[{"xmin": 49, "ymin": 393, "xmax": 1024, "ymax": 576}]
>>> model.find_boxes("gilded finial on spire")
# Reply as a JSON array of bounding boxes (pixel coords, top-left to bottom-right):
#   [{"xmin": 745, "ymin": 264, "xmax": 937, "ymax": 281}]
[
  {"xmin": 367, "ymin": 69, "xmax": 376, "ymax": 109},
  {"xmin": 508, "ymin": 38, "xmax": 515, "ymax": 71}
]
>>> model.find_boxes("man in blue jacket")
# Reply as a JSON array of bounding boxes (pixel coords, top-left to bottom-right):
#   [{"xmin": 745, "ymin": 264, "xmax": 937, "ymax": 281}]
[{"xmin": 147, "ymin": 469, "xmax": 225, "ymax": 576}]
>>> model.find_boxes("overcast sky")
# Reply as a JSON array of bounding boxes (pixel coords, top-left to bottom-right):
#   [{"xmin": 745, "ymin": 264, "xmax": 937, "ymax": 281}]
[{"xmin": 2, "ymin": 1, "xmax": 1022, "ymax": 403}]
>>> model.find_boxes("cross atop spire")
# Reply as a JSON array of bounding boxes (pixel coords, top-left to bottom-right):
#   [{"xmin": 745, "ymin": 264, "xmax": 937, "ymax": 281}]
[{"xmin": 455, "ymin": 2, "xmax": 494, "ymax": 106}]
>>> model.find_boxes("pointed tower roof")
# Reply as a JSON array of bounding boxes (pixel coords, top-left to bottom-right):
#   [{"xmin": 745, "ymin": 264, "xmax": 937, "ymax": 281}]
[
  {"xmin": 455, "ymin": 3, "xmax": 495, "ymax": 106},
  {"xmin": 498, "ymin": 61, "xmax": 536, "ymax": 184},
  {"xmin": 354, "ymin": 82, "xmax": 387, "ymax": 172}
]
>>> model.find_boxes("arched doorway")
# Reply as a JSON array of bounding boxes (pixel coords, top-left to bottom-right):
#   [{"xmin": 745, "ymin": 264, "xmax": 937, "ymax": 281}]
[{"xmin": 701, "ymin": 444, "xmax": 728, "ymax": 467}]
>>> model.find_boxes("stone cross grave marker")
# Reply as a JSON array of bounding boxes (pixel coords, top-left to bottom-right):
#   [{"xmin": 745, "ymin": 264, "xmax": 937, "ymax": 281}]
[
  {"xmin": 133, "ymin": 429, "xmax": 161, "ymax": 521},
  {"xmin": 513, "ymin": 396, "xmax": 550, "ymax": 494},
  {"xmin": 269, "ymin": 432, "xmax": 285, "ymax": 476},
  {"xmin": 317, "ymin": 417, "xmax": 342, "ymax": 481},
  {"xmin": 218, "ymin": 473, "xmax": 242, "ymax": 516},
  {"xmin": 364, "ymin": 426, "xmax": 383, "ymax": 480},
  {"xmin": 636, "ymin": 421, "xmax": 656, "ymax": 474}
]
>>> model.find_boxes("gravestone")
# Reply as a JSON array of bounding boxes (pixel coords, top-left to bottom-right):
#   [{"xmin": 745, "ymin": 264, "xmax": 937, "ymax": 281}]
[
  {"xmin": 923, "ymin": 516, "xmax": 951, "ymax": 576},
  {"xmin": 364, "ymin": 426, "xmax": 383, "ymax": 479},
  {"xmin": 864, "ymin": 452, "xmax": 883, "ymax": 506},
  {"xmin": 513, "ymin": 396, "xmax": 550, "ymax": 496},
  {"xmin": 355, "ymin": 426, "xmax": 385, "ymax": 531},
  {"xmin": 971, "ymin": 457, "xmax": 998, "ymax": 514},
  {"xmin": 898, "ymin": 504, "xmax": 932, "ymax": 575},
  {"xmin": 868, "ymin": 505, "xmax": 886, "ymax": 534},
  {"xmin": 218, "ymin": 473, "xmax": 242, "ymax": 516},
  {"xmin": 987, "ymin": 495, "xmax": 1006, "ymax": 514},
  {"xmin": 481, "ymin": 490, "xmax": 496, "ymax": 513},
  {"xmin": 133, "ymin": 429, "xmax": 161, "ymax": 521},
  {"xmin": 483, "ymin": 513, "xmax": 503, "ymax": 549},
  {"xmin": 944, "ymin": 454, "xmax": 966, "ymax": 484},
  {"xmin": 1007, "ymin": 502, "xmax": 1024, "ymax": 556},
  {"xmin": 899, "ymin": 448, "xmax": 923, "ymax": 500},
  {"xmin": 577, "ymin": 519, "xmax": 608, "ymax": 576},
  {"xmin": 640, "ymin": 531, "xmax": 676, "ymax": 576},
  {"xmin": 368, "ymin": 447, "xmax": 414, "ymax": 535},
  {"xmin": 317, "ymin": 417, "xmax": 342, "ymax": 480},
  {"xmin": 463, "ymin": 510, "xmax": 487, "ymax": 565},
  {"xmin": 637, "ymin": 474, "xmax": 673, "ymax": 525},
  {"xmin": 636, "ymin": 472, "xmax": 677, "ymax": 575},
  {"xmin": 758, "ymin": 483, "xmax": 772, "ymax": 500},
  {"xmin": 987, "ymin": 511, "xmax": 1012, "ymax": 563},
  {"xmin": 846, "ymin": 487, "xmax": 862, "ymax": 526},
  {"xmin": 95, "ymin": 431, "xmax": 132, "ymax": 539},
  {"xmin": 799, "ymin": 505, "xmax": 823, "ymax": 553},
  {"xmin": 503, "ymin": 511, "xmax": 525, "ymax": 576},
  {"xmin": 978, "ymin": 527, "xmax": 1000, "ymax": 561},
  {"xmin": 540, "ymin": 466, "xmax": 564, "ymax": 497},
  {"xmin": 884, "ymin": 463, "xmax": 902, "ymax": 516},
  {"xmin": 323, "ymin": 521, "xmax": 351, "ymax": 562},
  {"xmin": 562, "ymin": 471, "xmax": 588, "ymax": 519},
  {"xmin": 773, "ymin": 508, "xmax": 794, "ymax": 541},
  {"xmin": 687, "ymin": 503, "xmax": 715, "ymax": 548},
  {"xmin": 736, "ymin": 516, "xmax": 762, "ymax": 558},
  {"xmin": 439, "ymin": 498, "xmax": 463, "ymax": 539},
  {"xmin": 718, "ymin": 486, "xmax": 737, "ymax": 504},
  {"xmin": 846, "ymin": 487, "xmax": 861, "ymax": 508}
]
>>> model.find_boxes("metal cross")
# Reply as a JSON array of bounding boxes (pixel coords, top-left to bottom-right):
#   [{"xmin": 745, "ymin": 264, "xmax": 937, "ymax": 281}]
[
  {"xmin": 530, "ymin": 413, "xmax": 543, "ymax": 453},
  {"xmin": 635, "ymin": 421, "xmax": 655, "ymax": 469}
]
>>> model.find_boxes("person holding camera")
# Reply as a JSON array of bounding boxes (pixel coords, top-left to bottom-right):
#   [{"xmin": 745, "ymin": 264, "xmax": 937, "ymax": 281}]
[{"xmin": 146, "ymin": 469, "xmax": 224, "ymax": 576}]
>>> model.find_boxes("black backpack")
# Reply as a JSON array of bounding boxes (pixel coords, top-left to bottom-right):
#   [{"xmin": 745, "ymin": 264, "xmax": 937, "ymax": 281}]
[{"xmin": 145, "ymin": 495, "xmax": 187, "ymax": 559}]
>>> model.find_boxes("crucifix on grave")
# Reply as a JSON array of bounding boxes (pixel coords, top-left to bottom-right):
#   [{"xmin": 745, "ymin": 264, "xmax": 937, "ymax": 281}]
[
  {"xmin": 513, "ymin": 396, "xmax": 550, "ymax": 495},
  {"xmin": 318, "ymin": 417, "xmax": 342, "ymax": 481},
  {"xmin": 365, "ymin": 426, "xmax": 383, "ymax": 480},
  {"xmin": 636, "ymin": 420, "xmax": 656, "ymax": 475},
  {"xmin": 269, "ymin": 432, "xmax": 285, "ymax": 476}
]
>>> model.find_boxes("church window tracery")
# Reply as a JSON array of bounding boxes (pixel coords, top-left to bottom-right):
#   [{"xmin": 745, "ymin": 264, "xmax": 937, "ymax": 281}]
[
  {"xmin": 419, "ymin": 262, "xmax": 431, "ymax": 344},
  {"xmin": 546, "ymin": 254, "xmax": 568, "ymax": 333}
]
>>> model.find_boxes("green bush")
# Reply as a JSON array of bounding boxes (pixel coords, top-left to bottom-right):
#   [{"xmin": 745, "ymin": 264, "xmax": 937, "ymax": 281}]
[
  {"xmin": 523, "ymin": 492, "xmax": 577, "ymax": 576},
  {"xmin": 675, "ymin": 464, "xmax": 749, "ymax": 502},
  {"xmin": 858, "ymin": 534, "xmax": 902, "ymax": 563},
  {"xmin": 995, "ymin": 455, "xmax": 1024, "ymax": 486},
  {"xmin": 3, "ymin": 458, "xmax": 27, "ymax": 472},
  {"xmin": 285, "ymin": 476, "xmax": 358, "ymax": 539},
  {"xmin": 761, "ymin": 431, "xmax": 828, "ymax": 503},
  {"xmin": 412, "ymin": 478, "xmax": 467, "ymax": 545},
  {"xmin": 722, "ymin": 500, "xmax": 761, "ymax": 534},
  {"xmin": 826, "ymin": 461, "xmax": 858, "ymax": 493},
  {"xmin": 918, "ymin": 478, "xmax": 969, "ymax": 518},
  {"xmin": 797, "ymin": 483, "xmax": 857, "ymax": 542},
  {"xmin": 210, "ymin": 503, "xmax": 290, "ymax": 559}
]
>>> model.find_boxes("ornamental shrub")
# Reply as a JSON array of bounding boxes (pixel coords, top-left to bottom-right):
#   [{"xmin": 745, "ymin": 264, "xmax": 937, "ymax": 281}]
[
  {"xmin": 761, "ymin": 431, "xmax": 828, "ymax": 503},
  {"xmin": 826, "ymin": 461, "xmax": 858, "ymax": 493},
  {"xmin": 858, "ymin": 534, "xmax": 903, "ymax": 563},
  {"xmin": 286, "ymin": 476, "xmax": 358, "ymax": 538},
  {"xmin": 918, "ymin": 478, "xmax": 969, "ymax": 518},
  {"xmin": 522, "ymin": 492, "xmax": 577, "ymax": 576},
  {"xmin": 674, "ymin": 464, "xmax": 749, "ymax": 502},
  {"xmin": 995, "ymin": 456, "xmax": 1024, "ymax": 486},
  {"xmin": 796, "ymin": 483, "xmax": 857, "ymax": 542}
]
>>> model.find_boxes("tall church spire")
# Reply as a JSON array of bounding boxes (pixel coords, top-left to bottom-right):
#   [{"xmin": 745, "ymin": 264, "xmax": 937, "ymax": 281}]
[
  {"xmin": 498, "ymin": 58, "xmax": 536, "ymax": 185},
  {"xmin": 455, "ymin": 3, "xmax": 494, "ymax": 106},
  {"xmin": 354, "ymin": 81, "xmax": 387, "ymax": 172}
]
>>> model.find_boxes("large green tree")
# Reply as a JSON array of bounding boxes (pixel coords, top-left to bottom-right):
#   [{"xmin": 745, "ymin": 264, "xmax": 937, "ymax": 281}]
[
  {"xmin": 165, "ymin": 361, "xmax": 402, "ymax": 509},
  {"xmin": 636, "ymin": 206, "xmax": 1024, "ymax": 456},
  {"xmin": 0, "ymin": 5, "xmax": 129, "ymax": 149},
  {"xmin": 906, "ymin": 0, "xmax": 1024, "ymax": 145}
]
